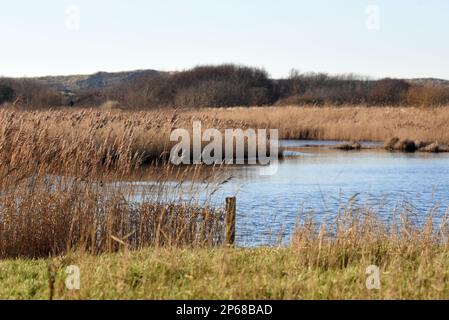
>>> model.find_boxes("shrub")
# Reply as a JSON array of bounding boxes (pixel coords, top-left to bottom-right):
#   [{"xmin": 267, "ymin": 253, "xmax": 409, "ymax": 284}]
[
  {"xmin": 1, "ymin": 78, "xmax": 62, "ymax": 108},
  {"xmin": 278, "ymin": 71, "xmax": 372, "ymax": 105},
  {"xmin": 0, "ymin": 84, "xmax": 15, "ymax": 104},
  {"xmin": 367, "ymin": 78, "xmax": 410, "ymax": 105},
  {"xmin": 406, "ymin": 85, "xmax": 449, "ymax": 106},
  {"xmin": 115, "ymin": 64, "xmax": 277, "ymax": 108}
]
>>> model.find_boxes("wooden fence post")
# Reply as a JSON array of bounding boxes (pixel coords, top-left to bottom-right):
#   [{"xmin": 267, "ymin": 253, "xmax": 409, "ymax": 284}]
[{"xmin": 225, "ymin": 197, "xmax": 236, "ymax": 246}]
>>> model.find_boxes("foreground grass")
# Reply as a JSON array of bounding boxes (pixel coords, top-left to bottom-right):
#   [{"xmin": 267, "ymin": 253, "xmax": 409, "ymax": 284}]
[{"xmin": 2, "ymin": 246, "xmax": 449, "ymax": 300}]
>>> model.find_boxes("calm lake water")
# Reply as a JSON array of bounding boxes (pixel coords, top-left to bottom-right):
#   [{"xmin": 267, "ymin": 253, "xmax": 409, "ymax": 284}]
[{"xmin": 125, "ymin": 140, "xmax": 449, "ymax": 246}]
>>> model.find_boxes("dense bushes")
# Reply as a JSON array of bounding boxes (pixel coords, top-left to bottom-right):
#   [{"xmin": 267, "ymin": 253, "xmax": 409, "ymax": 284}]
[
  {"xmin": 3, "ymin": 64, "xmax": 449, "ymax": 108},
  {"xmin": 107, "ymin": 67, "xmax": 449, "ymax": 107},
  {"xmin": 368, "ymin": 78, "xmax": 410, "ymax": 105},
  {"xmin": 107, "ymin": 64, "xmax": 278, "ymax": 108},
  {"xmin": 278, "ymin": 72, "xmax": 370, "ymax": 105},
  {"xmin": 406, "ymin": 85, "xmax": 449, "ymax": 106},
  {"xmin": 168, "ymin": 65, "xmax": 278, "ymax": 107},
  {"xmin": 0, "ymin": 78, "xmax": 62, "ymax": 108},
  {"xmin": 0, "ymin": 83, "xmax": 15, "ymax": 104},
  {"xmin": 277, "ymin": 71, "xmax": 415, "ymax": 106}
]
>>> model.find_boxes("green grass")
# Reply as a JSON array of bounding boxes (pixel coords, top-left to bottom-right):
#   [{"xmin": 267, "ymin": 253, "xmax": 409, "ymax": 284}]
[{"xmin": 1, "ymin": 246, "xmax": 449, "ymax": 300}]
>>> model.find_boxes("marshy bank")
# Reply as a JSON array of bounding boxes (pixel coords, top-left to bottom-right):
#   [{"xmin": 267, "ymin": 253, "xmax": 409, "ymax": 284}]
[
  {"xmin": 3, "ymin": 107, "xmax": 449, "ymax": 248},
  {"xmin": 329, "ymin": 138, "xmax": 449, "ymax": 153},
  {"xmin": 0, "ymin": 107, "xmax": 449, "ymax": 250},
  {"xmin": 3, "ymin": 208, "xmax": 449, "ymax": 299},
  {"xmin": 0, "ymin": 171, "xmax": 228, "ymax": 259},
  {"xmin": 0, "ymin": 108, "xmax": 279, "ymax": 175},
  {"xmin": 3, "ymin": 105, "xmax": 449, "ymax": 173},
  {"xmin": 385, "ymin": 137, "xmax": 449, "ymax": 153},
  {"xmin": 4, "ymin": 136, "xmax": 449, "ymax": 255}
]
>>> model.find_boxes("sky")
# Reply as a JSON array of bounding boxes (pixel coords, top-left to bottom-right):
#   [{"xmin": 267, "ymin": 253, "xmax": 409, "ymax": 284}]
[{"xmin": 1, "ymin": 0, "xmax": 449, "ymax": 79}]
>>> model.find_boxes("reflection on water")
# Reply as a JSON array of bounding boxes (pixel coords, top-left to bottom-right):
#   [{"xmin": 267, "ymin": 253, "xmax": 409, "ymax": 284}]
[{"xmin": 122, "ymin": 140, "xmax": 449, "ymax": 246}]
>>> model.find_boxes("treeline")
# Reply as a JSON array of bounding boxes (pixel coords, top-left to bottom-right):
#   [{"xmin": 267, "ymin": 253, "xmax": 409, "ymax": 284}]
[
  {"xmin": 278, "ymin": 71, "xmax": 410, "ymax": 105},
  {"xmin": 0, "ymin": 77, "xmax": 106, "ymax": 108},
  {"xmin": 278, "ymin": 71, "xmax": 449, "ymax": 106},
  {"xmin": 2, "ymin": 64, "xmax": 449, "ymax": 108},
  {"xmin": 104, "ymin": 65, "xmax": 278, "ymax": 108},
  {"xmin": 0, "ymin": 78, "xmax": 62, "ymax": 107},
  {"xmin": 105, "ymin": 65, "xmax": 449, "ymax": 108}
]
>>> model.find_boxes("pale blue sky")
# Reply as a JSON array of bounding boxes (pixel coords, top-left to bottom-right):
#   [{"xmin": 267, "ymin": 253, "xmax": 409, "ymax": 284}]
[{"xmin": 1, "ymin": 0, "xmax": 449, "ymax": 79}]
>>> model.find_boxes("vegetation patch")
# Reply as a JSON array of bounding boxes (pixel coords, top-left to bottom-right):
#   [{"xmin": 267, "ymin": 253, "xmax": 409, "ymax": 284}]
[
  {"xmin": 385, "ymin": 137, "xmax": 449, "ymax": 153},
  {"xmin": 334, "ymin": 141, "xmax": 362, "ymax": 151}
]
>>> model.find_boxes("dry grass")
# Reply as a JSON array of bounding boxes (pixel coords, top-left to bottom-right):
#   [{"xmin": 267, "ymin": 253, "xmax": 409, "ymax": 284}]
[
  {"xmin": 0, "ymin": 108, "xmax": 177, "ymax": 177},
  {"xmin": 0, "ymin": 170, "xmax": 226, "ymax": 259},
  {"xmin": 0, "ymin": 106, "xmax": 233, "ymax": 258},
  {"xmin": 2, "ymin": 208, "xmax": 449, "ymax": 299},
  {"xmin": 193, "ymin": 105, "xmax": 449, "ymax": 143},
  {"xmin": 3, "ymin": 105, "xmax": 449, "ymax": 177},
  {"xmin": 0, "ymin": 107, "xmax": 253, "ymax": 177}
]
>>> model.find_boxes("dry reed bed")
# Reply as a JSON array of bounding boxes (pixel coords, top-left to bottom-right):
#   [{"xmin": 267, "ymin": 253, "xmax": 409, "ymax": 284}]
[
  {"xmin": 0, "ymin": 108, "xmax": 175, "ymax": 177},
  {"xmin": 0, "ymin": 106, "xmax": 232, "ymax": 258},
  {"xmin": 3, "ymin": 105, "xmax": 449, "ymax": 176},
  {"xmin": 0, "ymin": 174, "xmax": 225, "ymax": 259},
  {"xmin": 292, "ymin": 206, "xmax": 449, "ymax": 270},
  {"xmin": 190, "ymin": 105, "xmax": 449, "ymax": 143},
  {"xmin": 0, "ymin": 108, "xmax": 246, "ymax": 259},
  {"xmin": 0, "ymin": 108, "xmax": 252, "ymax": 176}
]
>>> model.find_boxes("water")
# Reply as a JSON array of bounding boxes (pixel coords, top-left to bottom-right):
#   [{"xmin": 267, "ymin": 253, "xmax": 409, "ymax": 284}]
[{"xmin": 124, "ymin": 140, "xmax": 449, "ymax": 246}]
